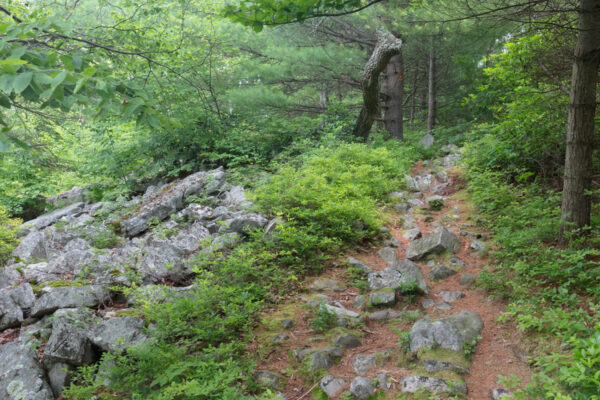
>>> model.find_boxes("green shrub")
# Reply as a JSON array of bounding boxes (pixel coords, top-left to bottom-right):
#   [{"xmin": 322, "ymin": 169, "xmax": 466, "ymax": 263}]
[{"xmin": 0, "ymin": 206, "xmax": 21, "ymax": 266}]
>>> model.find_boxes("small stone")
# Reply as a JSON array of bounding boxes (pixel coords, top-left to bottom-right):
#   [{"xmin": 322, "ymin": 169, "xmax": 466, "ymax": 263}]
[
  {"xmin": 427, "ymin": 265, "xmax": 457, "ymax": 281},
  {"xmin": 393, "ymin": 203, "xmax": 411, "ymax": 212},
  {"xmin": 491, "ymin": 388, "xmax": 513, "ymax": 399},
  {"xmin": 403, "ymin": 228, "xmax": 422, "ymax": 241},
  {"xmin": 426, "ymin": 195, "xmax": 444, "ymax": 211},
  {"xmin": 311, "ymin": 279, "xmax": 346, "ymax": 292},
  {"xmin": 320, "ymin": 375, "xmax": 346, "ymax": 398},
  {"xmin": 272, "ymin": 333, "xmax": 289, "ymax": 343},
  {"xmin": 409, "ymin": 199, "xmax": 425, "ymax": 209},
  {"xmin": 377, "ymin": 373, "xmax": 389, "ymax": 391},
  {"xmin": 434, "ymin": 301, "xmax": 453, "ymax": 310},
  {"xmin": 449, "ymin": 256, "xmax": 468, "ymax": 268},
  {"xmin": 347, "ymin": 257, "xmax": 372, "ymax": 273},
  {"xmin": 352, "ymin": 354, "xmax": 377, "ymax": 374},
  {"xmin": 309, "ymin": 351, "xmax": 335, "ymax": 371},
  {"xmin": 423, "ymin": 359, "xmax": 470, "ymax": 374},
  {"xmin": 367, "ymin": 309, "xmax": 402, "ymax": 321},
  {"xmin": 281, "ymin": 319, "xmax": 294, "ymax": 329},
  {"xmin": 333, "ymin": 333, "xmax": 361, "ymax": 349},
  {"xmin": 353, "ymin": 295, "xmax": 366, "ymax": 309},
  {"xmin": 410, "ymin": 310, "xmax": 484, "ymax": 352},
  {"xmin": 350, "ymin": 376, "xmax": 374, "ymax": 400},
  {"xmin": 459, "ymin": 273, "xmax": 476, "ymax": 286},
  {"xmin": 255, "ymin": 370, "xmax": 284, "ymax": 390},
  {"xmin": 336, "ymin": 317, "xmax": 349, "ymax": 327},
  {"xmin": 421, "ymin": 299, "xmax": 434, "ymax": 308},
  {"xmin": 369, "ymin": 290, "xmax": 396, "ymax": 306},
  {"xmin": 418, "ymin": 134, "xmax": 434, "ymax": 149},
  {"xmin": 406, "ymin": 227, "xmax": 461, "ymax": 260},
  {"xmin": 401, "ymin": 376, "xmax": 467, "ymax": 394},
  {"xmin": 437, "ymin": 291, "xmax": 465, "ymax": 302},
  {"xmin": 470, "ymin": 240, "xmax": 487, "ymax": 252},
  {"xmin": 325, "ymin": 304, "xmax": 360, "ymax": 319},
  {"xmin": 377, "ymin": 247, "xmax": 398, "ymax": 266},
  {"xmin": 383, "ymin": 237, "xmax": 402, "ymax": 248}
]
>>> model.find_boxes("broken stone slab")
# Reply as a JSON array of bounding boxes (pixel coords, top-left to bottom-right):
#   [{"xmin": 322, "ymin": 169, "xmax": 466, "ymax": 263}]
[
  {"xmin": 44, "ymin": 316, "xmax": 96, "ymax": 366},
  {"xmin": 434, "ymin": 301, "xmax": 453, "ymax": 310},
  {"xmin": 31, "ymin": 285, "xmax": 111, "ymax": 318},
  {"xmin": 427, "ymin": 265, "xmax": 457, "ymax": 281},
  {"xmin": 12, "ymin": 230, "xmax": 47, "ymax": 263},
  {"xmin": 47, "ymin": 361, "xmax": 75, "ymax": 397},
  {"xmin": 0, "ymin": 283, "xmax": 36, "ymax": 331},
  {"xmin": 410, "ymin": 310, "xmax": 484, "ymax": 352},
  {"xmin": 89, "ymin": 316, "xmax": 148, "ymax": 354},
  {"xmin": 320, "ymin": 375, "xmax": 346, "ymax": 398},
  {"xmin": 254, "ymin": 370, "xmax": 284, "ymax": 391},
  {"xmin": 350, "ymin": 376, "xmax": 374, "ymax": 400},
  {"xmin": 491, "ymin": 388, "xmax": 513, "ymax": 399},
  {"xmin": 403, "ymin": 227, "xmax": 422, "ymax": 241},
  {"xmin": 437, "ymin": 291, "xmax": 465, "ymax": 302},
  {"xmin": 406, "ymin": 227, "xmax": 461, "ymax": 260},
  {"xmin": 377, "ymin": 247, "xmax": 398, "ymax": 266},
  {"xmin": 422, "ymin": 359, "xmax": 470, "ymax": 374},
  {"xmin": 333, "ymin": 333, "xmax": 361, "ymax": 349},
  {"xmin": 347, "ymin": 257, "xmax": 372, "ymax": 273},
  {"xmin": 310, "ymin": 279, "xmax": 346, "ymax": 292},
  {"xmin": 400, "ymin": 376, "xmax": 467, "ymax": 395},
  {"xmin": 367, "ymin": 259, "xmax": 428, "ymax": 294},
  {"xmin": 23, "ymin": 202, "xmax": 85, "ymax": 230},
  {"xmin": 459, "ymin": 273, "xmax": 477, "ymax": 286},
  {"xmin": 369, "ymin": 290, "xmax": 396, "ymax": 306},
  {"xmin": 0, "ymin": 341, "xmax": 54, "ymax": 400},
  {"xmin": 324, "ymin": 304, "xmax": 360, "ymax": 319},
  {"xmin": 367, "ymin": 309, "xmax": 402, "ymax": 321},
  {"xmin": 228, "ymin": 213, "xmax": 268, "ymax": 235},
  {"xmin": 418, "ymin": 133, "xmax": 435, "ymax": 149}
]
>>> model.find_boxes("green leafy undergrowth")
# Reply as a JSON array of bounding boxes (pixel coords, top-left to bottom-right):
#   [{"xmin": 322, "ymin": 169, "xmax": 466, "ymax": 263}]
[{"xmin": 0, "ymin": 206, "xmax": 21, "ymax": 265}]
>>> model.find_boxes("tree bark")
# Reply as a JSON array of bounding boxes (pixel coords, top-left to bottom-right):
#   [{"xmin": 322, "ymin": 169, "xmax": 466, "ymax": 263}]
[
  {"xmin": 410, "ymin": 62, "xmax": 418, "ymax": 126},
  {"xmin": 560, "ymin": 0, "xmax": 600, "ymax": 241},
  {"xmin": 353, "ymin": 29, "xmax": 402, "ymax": 140},
  {"xmin": 427, "ymin": 37, "xmax": 436, "ymax": 132},
  {"xmin": 383, "ymin": 53, "xmax": 404, "ymax": 140}
]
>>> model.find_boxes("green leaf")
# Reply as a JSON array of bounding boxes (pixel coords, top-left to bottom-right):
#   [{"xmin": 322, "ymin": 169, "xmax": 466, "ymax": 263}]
[
  {"xmin": 0, "ymin": 93, "xmax": 10, "ymax": 108},
  {"xmin": 0, "ymin": 59, "xmax": 27, "ymax": 66},
  {"xmin": 74, "ymin": 77, "xmax": 86, "ymax": 94},
  {"xmin": 12, "ymin": 72, "xmax": 32, "ymax": 94},
  {"xmin": 51, "ymin": 70, "xmax": 67, "ymax": 88},
  {"xmin": 0, "ymin": 134, "xmax": 12, "ymax": 152}
]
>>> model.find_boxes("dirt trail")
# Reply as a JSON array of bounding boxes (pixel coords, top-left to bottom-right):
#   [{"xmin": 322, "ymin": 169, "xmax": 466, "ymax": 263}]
[{"xmin": 249, "ymin": 152, "xmax": 532, "ymax": 400}]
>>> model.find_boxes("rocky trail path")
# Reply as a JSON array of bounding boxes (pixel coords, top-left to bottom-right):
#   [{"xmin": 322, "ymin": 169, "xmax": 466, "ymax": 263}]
[{"xmin": 251, "ymin": 148, "xmax": 532, "ymax": 400}]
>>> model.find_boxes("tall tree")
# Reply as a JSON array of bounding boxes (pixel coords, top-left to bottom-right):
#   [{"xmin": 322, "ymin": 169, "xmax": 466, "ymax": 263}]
[{"xmin": 383, "ymin": 53, "xmax": 404, "ymax": 140}]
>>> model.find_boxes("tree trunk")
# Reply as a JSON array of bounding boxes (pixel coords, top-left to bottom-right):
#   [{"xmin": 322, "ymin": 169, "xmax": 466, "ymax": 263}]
[
  {"xmin": 427, "ymin": 37, "xmax": 436, "ymax": 132},
  {"xmin": 410, "ymin": 62, "xmax": 418, "ymax": 126},
  {"xmin": 383, "ymin": 53, "xmax": 404, "ymax": 140},
  {"xmin": 560, "ymin": 0, "xmax": 600, "ymax": 240},
  {"xmin": 353, "ymin": 29, "xmax": 402, "ymax": 140}
]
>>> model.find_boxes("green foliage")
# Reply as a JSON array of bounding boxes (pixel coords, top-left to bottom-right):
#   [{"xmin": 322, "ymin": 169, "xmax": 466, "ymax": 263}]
[
  {"xmin": 462, "ymin": 335, "xmax": 480, "ymax": 361},
  {"xmin": 0, "ymin": 206, "xmax": 21, "ymax": 265},
  {"xmin": 310, "ymin": 303, "xmax": 336, "ymax": 332}
]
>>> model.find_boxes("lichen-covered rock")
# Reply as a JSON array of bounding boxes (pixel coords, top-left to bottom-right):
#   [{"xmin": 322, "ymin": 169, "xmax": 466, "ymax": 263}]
[
  {"xmin": 12, "ymin": 231, "xmax": 47, "ymax": 263},
  {"xmin": 406, "ymin": 227, "xmax": 461, "ymax": 260},
  {"xmin": 0, "ymin": 284, "xmax": 36, "ymax": 331},
  {"xmin": 228, "ymin": 213, "xmax": 268, "ymax": 234},
  {"xmin": 428, "ymin": 265, "xmax": 457, "ymax": 281},
  {"xmin": 422, "ymin": 359, "xmax": 470, "ymax": 374},
  {"xmin": 367, "ymin": 309, "xmax": 402, "ymax": 321},
  {"xmin": 437, "ymin": 291, "xmax": 465, "ymax": 302},
  {"xmin": 254, "ymin": 370, "xmax": 284, "ymax": 391},
  {"xmin": 410, "ymin": 310, "xmax": 484, "ymax": 352},
  {"xmin": 310, "ymin": 279, "xmax": 346, "ymax": 292},
  {"xmin": 0, "ymin": 341, "xmax": 53, "ymax": 400},
  {"xmin": 400, "ymin": 376, "xmax": 467, "ymax": 395},
  {"xmin": 369, "ymin": 290, "xmax": 396, "ymax": 306},
  {"xmin": 89, "ymin": 316, "xmax": 148, "ymax": 354},
  {"xmin": 47, "ymin": 362, "xmax": 75, "ymax": 397},
  {"xmin": 491, "ymin": 388, "xmax": 513, "ymax": 399},
  {"xmin": 459, "ymin": 273, "xmax": 477, "ymax": 286},
  {"xmin": 23, "ymin": 202, "xmax": 85, "ymax": 230},
  {"xmin": 350, "ymin": 376, "xmax": 374, "ymax": 400},
  {"xmin": 367, "ymin": 259, "xmax": 428, "ymax": 294},
  {"xmin": 352, "ymin": 354, "xmax": 377, "ymax": 374},
  {"xmin": 333, "ymin": 333, "xmax": 361, "ymax": 349},
  {"xmin": 31, "ymin": 285, "xmax": 111, "ymax": 317},
  {"xmin": 320, "ymin": 375, "xmax": 346, "ymax": 398},
  {"xmin": 44, "ymin": 317, "xmax": 95, "ymax": 366}
]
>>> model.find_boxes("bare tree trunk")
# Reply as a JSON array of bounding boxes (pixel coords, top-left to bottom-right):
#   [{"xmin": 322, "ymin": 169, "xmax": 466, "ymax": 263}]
[
  {"xmin": 427, "ymin": 37, "xmax": 436, "ymax": 132},
  {"xmin": 410, "ymin": 62, "xmax": 418, "ymax": 127},
  {"xmin": 383, "ymin": 53, "xmax": 404, "ymax": 140},
  {"xmin": 353, "ymin": 29, "xmax": 402, "ymax": 140},
  {"xmin": 560, "ymin": 0, "xmax": 600, "ymax": 241}
]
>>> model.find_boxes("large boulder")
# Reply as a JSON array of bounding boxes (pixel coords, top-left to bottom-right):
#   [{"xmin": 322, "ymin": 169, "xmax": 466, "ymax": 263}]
[
  {"xmin": 31, "ymin": 285, "xmax": 111, "ymax": 317},
  {"xmin": 418, "ymin": 133, "xmax": 434, "ymax": 149},
  {"xmin": 228, "ymin": 213, "xmax": 268, "ymax": 235},
  {"xmin": 12, "ymin": 231, "xmax": 47, "ymax": 263},
  {"xmin": 23, "ymin": 202, "xmax": 85, "ymax": 230},
  {"xmin": 44, "ymin": 317, "xmax": 95, "ymax": 366},
  {"xmin": 406, "ymin": 227, "xmax": 461, "ymax": 260},
  {"xmin": 121, "ymin": 169, "xmax": 225, "ymax": 237},
  {"xmin": 367, "ymin": 260, "xmax": 428, "ymax": 294},
  {"xmin": 410, "ymin": 310, "xmax": 484, "ymax": 352},
  {"xmin": 0, "ymin": 284, "xmax": 36, "ymax": 331},
  {"xmin": 0, "ymin": 341, "xmax": 54, "ymax": 400},
  {"xmin": 89, "ymin": 317, "xmax": 148, "ymax": 354}
]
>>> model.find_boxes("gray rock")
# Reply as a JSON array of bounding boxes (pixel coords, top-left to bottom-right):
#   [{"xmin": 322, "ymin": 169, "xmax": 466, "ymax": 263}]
[
  {"xmin": 0, "ymin": 341, "xmax": 53, "ymax": 400},
  {"xmin": 408, "ymin": 198, "xmax": 425, "ymax": 209},
  {"xmin": 367, "ymin": 309, "xmax": 402, "ymax": 321},
  {"xmin": 229, "ymin": 213, "xmax": 268, "ymax": 234},
  {"xmin": 377, "ymin": 247, "xmax": 398, "ymax": 266},
  {"xmin": 425, "ymin": 195, "xmax": 444, "ymax": 210},
  {"xmin": 333, "ymin": 333, "xmax": 361, "ymax": 348},
  {"xmin": 383, "ymin": 236, "xmax": 402, "ymax": 248},
  {"xmin": 170, "ymin": 222, "xmax": 210, "ymax": 254},
  {"xmin": 44, "ymin": 318, "xmax": 95, "ymax": 366},
  {"xmin": 47, "ymin": 362, "xmax": 75, "ymax": 397},
  {"xmin": 459, "ymin": 273, "xmax": 476, "ymax": 286},
  {"xmin": 272, "ymin": 333, "xmax": 289, "ymax": 343},
  {"xmin": 353, "ymin": 295, "xmax": 366, "ymax": 309},
  {"xmin": 281, "ymin": 319, "xmax": 294, "ymax": 329},
  {"xmin": 352, "ymin": 354, "xmax": 377, "ymax": 374},
  {"xmin": 406, "ymin": 227, "xmax": 461, "ymax": 260},
  {"xmin": 254, "ymin": 370, "xmax": 283, "ymax": 390},
  {"xmin": 320, "ymin": 375, "xmax": 346, "ymax": 398},
  {"xmin": 418, "ymin": 133, "xmax": 435, "ymax": 149},
  {"xmin": 437, "ymin": 291, "xmax": 465, "ymax": 302},
  {"xmin": 0, "ymin": 284, "xmax": 35, "ymax": 331},
  {"xmin": 428, "ymin": 265, "xmax": 457, "ymax": 281},
  {"xmin": 369, "ymin": 290, "xmax": 396, "ymax": 306},
  {"xmin": 400, "ymin": 376, "xmax": 467, "ymax": 394},
  {"xmin": 393, "ymin": 203, "xmax": 411, "ymax": 212},
  {"xmin": 389, "ymin": 192, "xmax": 405, "ymax": 200},
  {"xmin": 491, "ymin": 388, "xmax": 513, "ymax": 399},
  {"xmin": 470, "ymin": 240, "xmax": 487, "ymax": 252},
  {"xmin": 421, "ymin": 299, "xmax": 434, "ymax": 308},
  {"xmin": 422, "ymin": 359, "xmax": 469, "ymax": 374},
  {"xmin": 367, "ymin": 259, "xmax": 428, "ymax": 294},
  {"xmin": 310, "ymin": 279, "xmax": 346, "ymax": 292},
  {"xmin": 347, "ymin": 257, "xmax": 372, "ymax": 273},
  {"xmin": 308, "ymin": 351, "xmax": 335, "ymax": 371},
  {"xmin": 350, "ymin": 376, "xmax": 374, "ymax": 400},
  {"xmin": 403, "ymin": 228, "xmax": 422, "ymax": 241},
  {"xmin": 12, "ymin": 231, "xmax": 47, "ymax": 263},
  {"xmin": 434, "ymin": 301, "xmax": 453, "ymax": 310},
  {"xmin": 410, "ymin": 310, "xmax": 484, "ymax": 352},
  {"xmin": 31, "ymin": 285, "xmax": 111, "ymax": 317},
  {"xmin": 324, "ymin": 304, "xmax": 360, "ymax": 319},
  {"xmin": 89, "ymin": 317, "xmax": 148, "ymax": 353},
  {"xmin": 377, "ymin": 373, "xmax": 389, "ymax": 391},
  {"xmin": 24, "ymin": 202, "xmax": 85, "ymax": 230},
  {"xmin": 449, "ymin": 256, "xmax": 468, "ymax": 268},
  {"xmin": 264, "ymin": 217, "xmax": 284, "ymax": 238},
  {"xmin": 223, "ymin": 186, "xmax": 250, "ymax": 209},
  {"xmin": 0, "ymin": 264, "xmax": 20, "ymax": 290}
]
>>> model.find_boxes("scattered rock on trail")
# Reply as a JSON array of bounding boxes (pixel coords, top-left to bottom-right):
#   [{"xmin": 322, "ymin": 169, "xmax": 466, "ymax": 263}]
[
  {"xmin": 0, "ymin": 341, "xmax": 54, "ymax": 400},
  {"xmin": 422, "ymin": 359, "xmax": 470, "ymax": 374},
  {"xmin": 369, "ymin": 290, "xmax": 396, "ymax": 306},
  {"xmin": 367, "ymin": 259, "xmax": 428, "ymax": 294},
  {"xmin": 403, "ymin": 227, "xmax": 422, "ymax": 241},
  {"xmin": 491, "ymin": 388, "xmax": 513, "ymax": 399},
  {"xmin": 410, "ymin": 310, "xmax": 484, "ymax": 352},
  {"xmin": 427, "ymin": 265, "xmax": 457, "ymax": 281},
  {"xmin": 459, "ymin": 273, "xmax": 477, "ymax": 286},
  {"xmin": 367, "ymin": 308, "xmax": 402, "ymax": 321},
  {"xmin": 347, "ymin": 257, "xmax": 372, "ymax": 273},
  {"xmin": 333, "ymin": 333, "xmax": 361, "ymax": 348},
  {"xmin": 350, "ymin": 376, "xmax": 374, "ymax": 400},
  {"xmin": 320, "ymin": 375, "xmax": 346, "ymax": 398},
  {"xmin": 255, "ymin": 370, "xmax": 284, "ymax": 391},
  {"xmin": 437, "ymin": 291, "xmax": 465, "ymax": 302},
  {"xmin": 406, "ymin": 226, "xmax": 461, "ymax": 260},
  {"xmin": 400, "ymin": 376, "xmax": 467, "ymax": 395},
  {"xmin": 310, "ymin": 278, "xmax": 346, "ymax": 292},
  {"xmin": 31, "ymin": 285, "xmax": 111, "ymax": 318}
]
